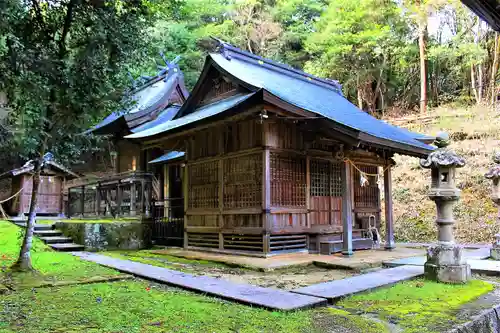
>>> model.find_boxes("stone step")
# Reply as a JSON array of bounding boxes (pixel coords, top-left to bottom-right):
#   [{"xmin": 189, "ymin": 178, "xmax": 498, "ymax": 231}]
[
  {"xmin": 34, "ymin": 230, "xmax": 63, "ymax": 237},
  {"xmin": 49, "ymin": 243, "xmax": 85, "ymax": 251},
  {"xmin": 14, "ymin": 223, "xmax": 54, "ymax": 231},
  {"xmin": 39, "ymin": 236, "xmax": 74, "ymax": 244}
]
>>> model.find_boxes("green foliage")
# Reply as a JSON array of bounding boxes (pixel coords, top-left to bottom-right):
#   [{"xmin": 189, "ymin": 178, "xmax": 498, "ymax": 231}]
[{"xmin": 339, "ymin": 278, "xmax": 494, "ymax": 333}]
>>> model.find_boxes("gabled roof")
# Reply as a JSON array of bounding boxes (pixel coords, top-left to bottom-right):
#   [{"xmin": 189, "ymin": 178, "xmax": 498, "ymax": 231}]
[
  {"xmin": 127, "ymin": 40, "xmax": 434, "ymax": 157},
  {"xmin": 88, "ymin": 62, "xmax": 189, "ymax": 136},
  {"xmin": 0, "ymin": 153, "xmax": 79, "ymax": 180},
  {"xmin": 461, "ymin": 0, "xmax": 500, "ymax": 32}
]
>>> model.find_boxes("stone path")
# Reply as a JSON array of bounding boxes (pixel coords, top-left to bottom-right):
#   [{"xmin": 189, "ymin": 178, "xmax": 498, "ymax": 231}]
[
  {"xmin": 72, "ymin": 252, "xmax": 327, "ymax": 311},
  {"xmin": 292, "ymin": 265, "xmax": 424, "ymax": 302},
  {"xmin": 384, "ymin": 247, "xmax": 491, "ymax": 268}
]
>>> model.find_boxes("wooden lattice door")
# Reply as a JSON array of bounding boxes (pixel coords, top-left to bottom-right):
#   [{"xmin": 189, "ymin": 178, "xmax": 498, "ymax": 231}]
[
  {"xmin": 36, "ymin": 176, "xmax": 62, "ymax": 214},
  {"xmin": 309, "ymin": 160, "xmax": 342, "ymax": 226}
]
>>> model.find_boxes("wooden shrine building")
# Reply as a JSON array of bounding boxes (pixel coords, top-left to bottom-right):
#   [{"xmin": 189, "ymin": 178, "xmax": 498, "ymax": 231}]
[
  {"xmin": 126, "ymin": 40, "xmax": 435, "ymax": 256},
  {"xmin": 0, "ymin": 153, "xmax": 79, "ymax": 217},
  {"xmin": 66, "ymin": 58, "xmax": 189, "ymax": 218}
]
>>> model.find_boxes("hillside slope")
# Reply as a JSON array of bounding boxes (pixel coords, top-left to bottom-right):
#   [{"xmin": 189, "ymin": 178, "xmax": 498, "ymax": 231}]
[{"xmin": 387, "ymin": 105, "xmax": 500, "ymax": 244}]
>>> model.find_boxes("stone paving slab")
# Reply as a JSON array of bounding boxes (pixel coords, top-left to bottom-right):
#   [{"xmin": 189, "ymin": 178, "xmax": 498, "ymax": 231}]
[
  {"xmin": 384, "ymin": 247, "xmax": 491, "ymax": 268},
  {"xmin": 72, "ymin": 252, "xmax": 327, "ymax": 311},
  {"xmin": 292, "ymin": 265, "xmax": 424, "ymax": 302}
]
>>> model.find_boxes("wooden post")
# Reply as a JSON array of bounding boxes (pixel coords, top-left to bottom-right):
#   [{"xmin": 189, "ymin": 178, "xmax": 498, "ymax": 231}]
[
  {"xmin": 218, "ymin": 159, "xmax": 224, "ymax": 249},
  {"xmin": 116, "ymin": 181, "xmax": 123, "ymax": 217},
  {"xmin": 145, "ymin": 179, "xmax": 151, "ymax": 218},
  {"xmin": 183, "ymin": 161, "xmax": 189, "ymax": 248},
  {"xmin": 262, "ymin": 148, "xmax": 271, "ymax": 254},
  {"xmin": 384, "ymin": 165, "xmax": 395, "ymax": 250},
  {"xmin": 140, "ymin": 179, "xmax": 145, "ymax": 216},
  {"xmin": 67, "ymin": 189, "xmax": 72, "ymax": 218},
  {"xmin": 164, "ymin": 164, "xmax": 169, "ymax": 218},
  {"xmin": 80, "ymin": 185, "xmax": 85, "ymax": 217},
  {"xmin": 306, "ymin": 156, "xmax": 311, "ymax": 228},
  {"xmin": 130, "ymin": 182, "xmax": 137, "ymax": 217},
  {"xmin": 95, "ymin": 183, "xmax": 101, "ymax": 216},
  {"xmin": 341, "ymin": 161, "xmax": 353, "ymax": 256}
]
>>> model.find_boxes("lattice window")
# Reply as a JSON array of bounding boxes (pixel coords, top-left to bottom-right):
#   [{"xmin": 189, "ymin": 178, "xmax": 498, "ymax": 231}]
[
  {"xmin": 353, "ymin": 165, "xmax": 379, "ymax": 208},
  {"xmin": 270, "ymin": 153, "xmax": 306, "ymax": 207},
  {"xmin": 310, "ymin": 160, "xmax": 342, "ymax": 197},
  {"xmin": 188, "ymin": 161, "xmax": 219, "ymax": 209},
  {"xmin": 223, "ymin": 153, "xmax": 262, "ymax": 209}
]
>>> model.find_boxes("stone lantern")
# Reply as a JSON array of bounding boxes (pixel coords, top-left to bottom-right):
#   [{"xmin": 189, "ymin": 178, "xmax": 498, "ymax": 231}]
[
  {"xmin": 485, "ymin": 152, "xmax": 500, "ymax": 259},
  {"xmin": 420, "ymin": 132, "xmax": 470, "ymax": 283}
]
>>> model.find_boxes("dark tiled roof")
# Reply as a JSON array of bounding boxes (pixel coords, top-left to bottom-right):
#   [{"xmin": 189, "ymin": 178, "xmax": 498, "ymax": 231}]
[
  {"xmin": 89, "ymin": 65, "xmax": 188, "ymax": 136},
  {"xmin": 127, "ymin": 92, "xmax": 257, "ymax": 139},
  {"xmin": 208, "ymin": 42, "xmax": 433, "ymax": 153},
  {"xmin": 0, "ymin": 153, "xmax": 78, "ymax": 180}
]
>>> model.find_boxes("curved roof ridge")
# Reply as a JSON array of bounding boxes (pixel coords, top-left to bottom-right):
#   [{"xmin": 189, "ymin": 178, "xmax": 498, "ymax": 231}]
[{"xmin": 212, "ymin": 38, "xmax": 343, "ymax": 95}]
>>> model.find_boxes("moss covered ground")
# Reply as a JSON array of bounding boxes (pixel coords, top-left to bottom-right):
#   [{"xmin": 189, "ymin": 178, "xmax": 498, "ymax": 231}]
[
  {"xmin": 339, "ymin": 278, "xmax": 495, "ymax": 333},
  {"xmin": 0, "ymin": 220, "xmax": 382, "ymax": 332}
]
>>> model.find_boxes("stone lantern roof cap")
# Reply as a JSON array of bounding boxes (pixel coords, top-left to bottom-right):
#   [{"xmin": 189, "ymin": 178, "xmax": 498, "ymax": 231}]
[
  {"xmin": 485, "ymin": 152, "xmax": 500, "ymax": 179},
  {"xmin": 420, "ymin": 132, "xmax": 466, "ymax": 169}
]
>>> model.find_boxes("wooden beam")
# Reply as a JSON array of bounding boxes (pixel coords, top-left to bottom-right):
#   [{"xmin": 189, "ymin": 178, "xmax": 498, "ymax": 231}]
[
  {"xmin": 95, "ymin": 183, "xmax": 101, "ymax": 216},
  {"xmin": 130, "ymin": 182, "xmax": 137, "ymax": 217},
  {"xmin": 384, "ymin": 165, "xmax": 395, "ymax": 250},
  {"xmin": 116, "ymin": 182, "xmax": 123, "ymax": 217},
  {"xmin": 306, "ymin": 156, "xmax": 311, "ymax": 228},
  {"xmin": 183, "ymin": 154, "xmax": 189, "ymax": 248},
  {"xmin": 80, "ymin": 185, "xmax": 85, "ymax": 217},
  {"xmin": 341, "ymin": 161, "xmax": 353, "ymax": 256},
  {"xmin": 218, "ymin": 158, "xmax": 224, "ymax": 249}
]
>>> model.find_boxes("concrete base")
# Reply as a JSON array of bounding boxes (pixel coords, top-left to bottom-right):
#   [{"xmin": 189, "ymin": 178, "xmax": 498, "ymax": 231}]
[
  {"xmin": 491, "ymin": 247, "xmax": 500, "ymax": 260},
  {"xmin": 424, "ymin": 262, "xmax": 471, "ymax": 283},
  {"xmin": 424, "ymin": 244, "xmax": 471, "ymax": 283}
]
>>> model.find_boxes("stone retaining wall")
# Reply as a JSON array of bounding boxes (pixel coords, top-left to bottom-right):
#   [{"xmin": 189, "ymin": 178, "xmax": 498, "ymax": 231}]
[
  {"xmin": 55, "ymin": 222, "xmax": 151, "ymax": 251},
  {"xmin": 448, "ymin": 304, "xmax": 500, "ymax": 333}
]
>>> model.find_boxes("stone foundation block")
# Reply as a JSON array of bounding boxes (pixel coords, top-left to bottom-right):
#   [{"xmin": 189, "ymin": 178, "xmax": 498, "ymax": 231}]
[
  {"xmin": 424, "ymin": 262, "xmax": 471, "ymax": 283},
  {"xmin": 491, "ymin": 247, "xmax": 500, "ymax": 260}
]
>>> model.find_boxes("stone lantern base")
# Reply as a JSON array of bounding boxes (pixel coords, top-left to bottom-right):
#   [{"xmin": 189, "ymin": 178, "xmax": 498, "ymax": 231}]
[
  {"xmin": 490, "ymin": 234, "xmax": 500, "ymax": 260},
  {"xmin": 424, "ymin": 244, "xmax": 471, "ymax": 283}
]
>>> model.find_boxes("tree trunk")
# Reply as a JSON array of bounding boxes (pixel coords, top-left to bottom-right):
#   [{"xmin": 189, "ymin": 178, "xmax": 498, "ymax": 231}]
[
  {"xmin": 13, "ymin": 169, "xmax": 41, "ymax": 271},
  {"xmin": 477, "ymin": 22, "xmax": 483, "ymax": 104},
  {"xmin": 491, "ymin": 32, "xmax": 499, "ymax": 105},
  {"xmin": 471, "ymin": 64, "xmax": 479, "ymax": 102},
  {"xmin": 418, "ymin": 22, "xmax": 427, "ymax": 114},
  {"xmin": 357, "ymin": 76, "xmax": 363, "ymax": 110}
]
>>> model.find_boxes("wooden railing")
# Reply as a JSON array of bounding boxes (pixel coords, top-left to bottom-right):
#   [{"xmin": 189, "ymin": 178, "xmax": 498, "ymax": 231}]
[{"xmin": 66, "ymin": 171, "xmax": 153, "ymax": 218}]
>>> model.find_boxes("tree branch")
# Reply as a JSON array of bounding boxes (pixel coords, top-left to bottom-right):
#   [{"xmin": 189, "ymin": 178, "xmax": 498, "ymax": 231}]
[{"xmin": 59, "ymin": 0, "xmax": 77, "ymax": 59}]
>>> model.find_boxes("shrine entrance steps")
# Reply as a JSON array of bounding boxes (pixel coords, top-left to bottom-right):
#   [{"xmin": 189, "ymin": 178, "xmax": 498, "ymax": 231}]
[{"xmin": 14, "ymin": 222, "xmax": 84, "ymax": 252}]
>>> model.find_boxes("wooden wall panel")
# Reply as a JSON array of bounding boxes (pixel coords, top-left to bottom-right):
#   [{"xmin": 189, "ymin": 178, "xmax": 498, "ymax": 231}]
[
  {"xmin": 223, "ymin": 119, "xmax": 262, "ymax": 153},
  {"xmin": 266, "ymin": 121, "xmax": 304, "ymax": 150},
  {"xmin": 269, "ymin": 213, "xmax": 307, "ymax": 229},
  {"xmin": 223, "ymin": 214, "xmax": 262, "ymax": 228},
  {"xmin": 186, "ymin": 215, "xmax": 219, "ymax": 227}
]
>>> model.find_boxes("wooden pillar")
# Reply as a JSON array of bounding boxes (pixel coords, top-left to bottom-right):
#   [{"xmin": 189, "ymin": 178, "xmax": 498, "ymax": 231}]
[
  {"xmin": 262, "ymin": 149, "xmax": 271, "ymax": 254},
  {"xmin": 384, "ymin": 165, "xmax": 395, "ymax": 250},
  {"xmin": 80, "ymin": 185, "xmax": 85, "ymax": 217},
  {"xmin": 218, "ymin": 159, "xmax": 224, "ymax": 250},
  {"xmin": 95, "ymin": 183, "xmax": 101, "ymax": 216},
  {"xmin": 183, "ymin": 161, "xmax": 189, "ymax": 248},
  {"xmin": 130, "ymin": 182, "xmax": 137, "ymax": 217},
  {"xmin": 341, "ymin": 161, "xmax": 353, "ymax": 256},
  {"xmin": 164, "ymin": 164, "xmax": 169, "ymax": 218},
  {"xmin": 140, "ymin": 179, "xmax": 145, "ymax": 216},
  {"xmin": 145, "ymin": 180, "xmax": 151, "ymax": 217},
  {"xmin": 116, "ymin": 181, "xmax": 123, "ymax": 217},
  {"xmin": 306, "ymin": 156, "xmax": 311, "ymax": 228},
  {"xmin": 67, "ymin": 189, "xmax": 72, "ymax": 218}
]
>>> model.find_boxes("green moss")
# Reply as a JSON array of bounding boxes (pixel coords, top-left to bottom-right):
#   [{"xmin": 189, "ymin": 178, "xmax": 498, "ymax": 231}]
[
  {"xmin": 0, "ymin": 220, "xmax": 120, "ymax": 288},
  {"xmin": 339, "ymin": 279, "xmax": 495, "ymax": 333},
  {"xmin": 0, "ymin": 281, "xmax": 315, "ymax": 333},
  {"xmin": 312, "ymin": 308, "xmax": 389, "ymax": 333}
]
